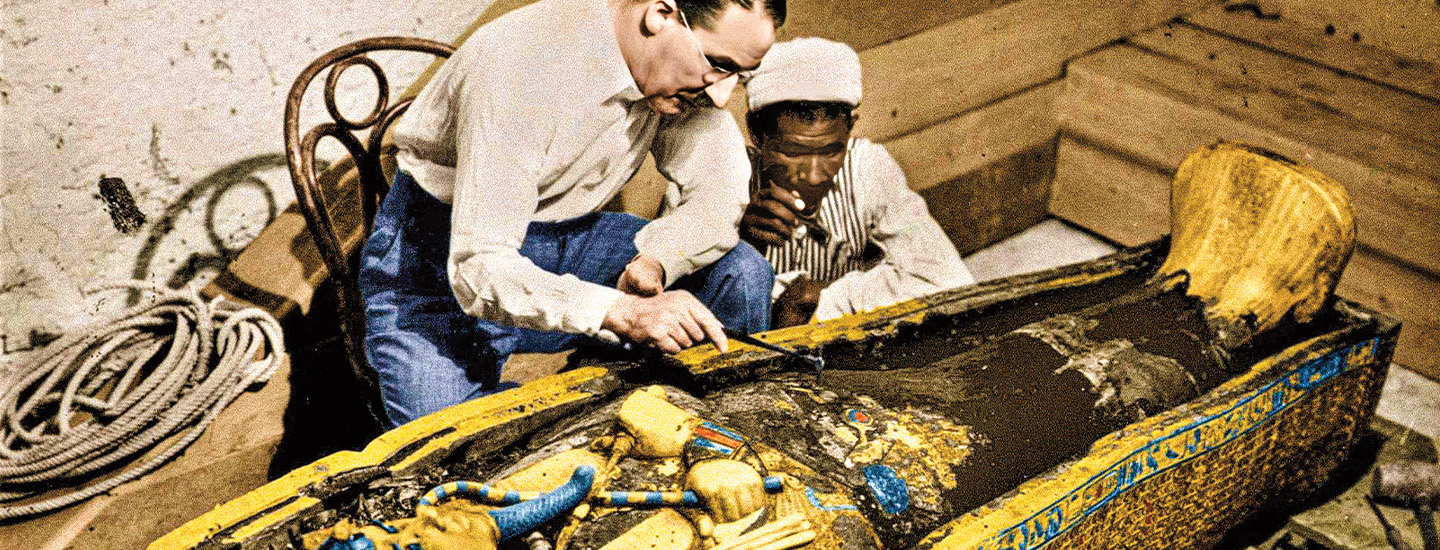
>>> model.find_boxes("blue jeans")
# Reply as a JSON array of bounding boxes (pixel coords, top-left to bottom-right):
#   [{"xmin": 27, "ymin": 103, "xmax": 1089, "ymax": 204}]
[{"xmin": 358, "ymin": 172, "xmax": 772, "ymax": 426}]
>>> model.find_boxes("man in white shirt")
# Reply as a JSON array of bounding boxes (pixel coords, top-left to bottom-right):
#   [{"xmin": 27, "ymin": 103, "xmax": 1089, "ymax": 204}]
[
  {"xmin": 739, "ymin": 38, "xmax": 975, "ymax": 328},
  {"xmin": 360, "ymin": 0, "xmax": 784, "ymax": 426}
]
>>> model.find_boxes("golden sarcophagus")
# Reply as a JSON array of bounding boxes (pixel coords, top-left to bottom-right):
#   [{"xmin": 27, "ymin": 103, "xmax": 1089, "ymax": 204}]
[{"xmin": 148, "ymin": 143, "xmax": 1400, "ymax": 550}]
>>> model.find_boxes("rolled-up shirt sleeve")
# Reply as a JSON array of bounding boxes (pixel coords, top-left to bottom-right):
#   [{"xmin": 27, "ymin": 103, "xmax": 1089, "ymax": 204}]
[
  {"xmin": 815, "ymin": 142, "xmax": 974, "ymax": 320},
  {"xmin": 639, "ymin": 108, "xmax": 751, "ymax": 287},
  {"xmin": 446, "ymin": 66, "xmax": 624, "ymax": 339}
]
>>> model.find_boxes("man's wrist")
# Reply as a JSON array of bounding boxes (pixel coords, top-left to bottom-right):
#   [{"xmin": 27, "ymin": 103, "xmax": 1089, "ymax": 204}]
[{"xmin": 602, "ymin": 293, "xmax": 637, "ymax": 335}]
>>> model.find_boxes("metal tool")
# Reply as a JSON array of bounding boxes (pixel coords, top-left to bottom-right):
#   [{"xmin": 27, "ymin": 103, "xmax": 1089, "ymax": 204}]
[
  {"xmin": 1372, "ymin": 460, "xmax": 1440, "ymax": 550},
  {"xmin": 723, "ymin": 328, "xmax": 825, "ymax": 380}
]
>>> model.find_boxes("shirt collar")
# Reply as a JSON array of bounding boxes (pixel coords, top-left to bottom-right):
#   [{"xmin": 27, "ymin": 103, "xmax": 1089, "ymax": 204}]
[{"xmin": 572, "ymin": 0, "xmax": 644, "ymax": 102}]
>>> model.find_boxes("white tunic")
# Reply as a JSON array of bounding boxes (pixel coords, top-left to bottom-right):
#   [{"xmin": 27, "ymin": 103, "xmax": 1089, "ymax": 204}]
[{"xmin": 392, "ymin": 0, "xmax": 751, "ymax": 339}]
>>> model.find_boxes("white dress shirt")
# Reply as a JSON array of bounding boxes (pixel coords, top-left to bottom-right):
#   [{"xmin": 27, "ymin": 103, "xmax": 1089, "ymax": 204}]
[
  {"xmin": 391, "ymin": 0, "xmax": 751, "ymax": 339},
  {"xmin": 750, "ymin": 138, "xmax": 975, "ymax": 320}
]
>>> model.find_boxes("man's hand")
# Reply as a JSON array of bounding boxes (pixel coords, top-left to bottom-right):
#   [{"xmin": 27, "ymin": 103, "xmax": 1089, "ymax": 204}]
[
  {"xmin": 740, "ymin": 186, "xmax": 806, "ymax": 249},
  {"xmin": 617, "ymin": 254, "xmax": 665, "ymax": 297},
  {"xmin": 772, "ymin": 276, "xmax": 824, "ymax": 328},
  {"xmin": 603, "ymin": 290, "xmax": 729, "ymax": 353}
]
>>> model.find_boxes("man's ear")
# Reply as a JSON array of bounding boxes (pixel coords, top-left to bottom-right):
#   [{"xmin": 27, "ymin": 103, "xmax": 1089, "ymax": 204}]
[{"xmin": 641, "ymin": 0, "xmax": 681, "ymax": 37}]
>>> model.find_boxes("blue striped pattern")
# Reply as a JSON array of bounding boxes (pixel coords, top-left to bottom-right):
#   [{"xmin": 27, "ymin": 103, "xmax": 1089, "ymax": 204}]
[
  {"xmin": 418, "ymin": 474, "xmax": 785, "ymax": 509},
  {"xmin": 419, "ymin": 481, "xmax": 540, "ymax": 507}
]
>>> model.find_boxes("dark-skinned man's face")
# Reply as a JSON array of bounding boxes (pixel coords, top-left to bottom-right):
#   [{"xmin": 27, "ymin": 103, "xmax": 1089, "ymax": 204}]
[{"xmin": 756, "ymin": 112, "xmax": 851, "ymax": 214}]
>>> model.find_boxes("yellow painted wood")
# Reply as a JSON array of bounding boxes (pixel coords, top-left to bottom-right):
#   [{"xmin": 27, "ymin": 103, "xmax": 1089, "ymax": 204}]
[
  {"xmin": 491, "ymin": 449, "xmax": 607, "ymax": 492},
  {"xmin": 596, "ymin": 509, "xmax": 695, "ymax": 550},
  {"xmin": 224, "ymin": 498, "xmax": 322, "ymax": 543},
  {"xmin": 1159, "ymin": 142, "xmax": 1355, "ymax": 337},
  {"xmin": 385, "ymin": 367, "xmax": 614, "ymax": 473},
  {"xmin": 920, "ymin": 325, "xmax": 1384, "ymax": 548},
  {"xmin": 1047, "ymin": 138, "xmax": 1440, "ymax": 380},
  {"xmin": 675, "ymin": 262, "xmax": 1142, "ymax": 376},
  {"xmin": 147, "ymin": 367, "xmax": 613, "ymax": 550}
]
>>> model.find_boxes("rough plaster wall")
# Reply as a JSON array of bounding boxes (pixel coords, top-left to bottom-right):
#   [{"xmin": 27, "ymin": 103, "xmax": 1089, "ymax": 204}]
[{"xmin": 0, "ymin": 1, "xmax": 495, "ymax": 370}]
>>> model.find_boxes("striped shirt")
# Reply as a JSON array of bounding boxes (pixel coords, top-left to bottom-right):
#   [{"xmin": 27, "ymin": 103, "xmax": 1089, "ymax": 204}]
[{"xmin": 750, "ymin": 138, "xmax": 975, "ymax": 320}]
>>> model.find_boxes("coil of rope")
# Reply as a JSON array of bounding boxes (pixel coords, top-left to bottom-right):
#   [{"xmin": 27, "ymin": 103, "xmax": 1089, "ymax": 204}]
[{"xmin": 0, "ymin": 281, "xmax": 285, "ymax": 520}]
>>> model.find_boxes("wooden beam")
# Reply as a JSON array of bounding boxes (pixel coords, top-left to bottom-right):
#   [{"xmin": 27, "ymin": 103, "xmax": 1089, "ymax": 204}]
[
  {"xmin": 1046, "ymin": 136, "xmax": 1440, "ymax": 381},
  {"xmin": 1130, "ymin": 24, "xmax": 1440, "ymax": 148},
  {"xmin": 780, "ymin": 0, "xmax": 1025, "ymax": 51},
  {"xmin": 885, "ymin": 80, "xmax": 1062, "ymax": 193},
  {"xmin": 1078, "ymin": 42, "xmax": 1440, "ymax": 180},
  {"xmin": 1060, "ymin": 46, "xmax": 1440, "ymax": 276},
  {"xmin": 1050, "ymin": 136, "xmax": 1169, "ymax": 246},
  {"xmin": 855, "ymin": 0, "xmax": 1223, "ymax": 142},
  {"xmin": 920, "ymin": 144, "xmax": 1056, "ymax": 256},
  {"xmin": 1258, "ymin": 0, "xmax": 1440, "ymax": 66},
  {"xmin": 1185, "ymin": 3, "xmax": 1440, "ymax": 101},
  {"xmin": 1342, "ymin": 247, "xmax": 1440, "ymax": 381}
]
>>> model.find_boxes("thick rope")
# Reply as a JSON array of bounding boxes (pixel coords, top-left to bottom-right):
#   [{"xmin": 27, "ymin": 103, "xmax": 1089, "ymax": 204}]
[{"xmin": 0, "ymin": 281, "xmax": 284, "ymax": 520}]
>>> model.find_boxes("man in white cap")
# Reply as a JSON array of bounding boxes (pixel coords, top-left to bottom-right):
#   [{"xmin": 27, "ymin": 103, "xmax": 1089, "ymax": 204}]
[{"xmin": 740, "ymin": 37, "xmax": 975, "ymax": 327}]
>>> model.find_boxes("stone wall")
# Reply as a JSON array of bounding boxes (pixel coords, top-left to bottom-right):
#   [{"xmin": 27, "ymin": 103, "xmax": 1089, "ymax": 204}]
[{"xmin": 0, "ymin": 0, "xmax": 494, "ymax": 369}]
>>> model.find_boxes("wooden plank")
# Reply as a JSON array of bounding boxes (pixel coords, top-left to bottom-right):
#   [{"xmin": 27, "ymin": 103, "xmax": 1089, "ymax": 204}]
[
  {"xmin": 1050, "ymin": 136, "xmax": 1169, "ymax": 246},
  {"xmin": 627, "ymin": 82, "xmax": 1062, "ymax": 243},
  {"xmin": 1261, "ymin": 0, "xmax": 1440, "ymax": 65},
  {"xmin": 1130, "ymin": 24, "xmax": 1440, "ymax": 148},
  {"xmin": 886, "ymin": 80, "xmax": 1062, "ymax": 193},
  {"xmin": 780, "ymin": 0, "xmax": 1025, "ymax": 51},
  {"xmin": 1343, "ymin": 248, "xmax": 1440, "ymax": 382},
  {"xmin": 1186, "ymin": 3, "xmax": 1440, "ymax": 101},
  {"xmin": 1045, "ymin": 138, "xmax": 1440, "ymax": 380},
  {"xmin": 1076, "ymin": 44, "xmax": 1440, "ymax": 181},
  {"xmin": 855, "ymin": 0, "xmax": 1222, "ymax": 142},
  {"xmin": 920, "ymin": 144, "xmax": 1056, "ymax": 256},
  {"xmin": 1060, "ymin": 48, "xmax": 1440, "ymax": 276}
]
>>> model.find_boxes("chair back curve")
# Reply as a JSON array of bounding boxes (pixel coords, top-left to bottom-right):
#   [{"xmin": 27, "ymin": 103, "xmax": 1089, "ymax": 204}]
[{"xmin": 283, "ymin": 37, "xmax": 455, "ymax": 423}]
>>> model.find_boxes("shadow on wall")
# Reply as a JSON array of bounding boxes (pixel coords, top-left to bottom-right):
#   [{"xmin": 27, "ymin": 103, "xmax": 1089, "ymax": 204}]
[
  {"xmin": 120, "ymin": 152, "xmax": 378, "ymax": 473},
  {"xmin": 128, "ymin": 154, "xmax": 293, "ymax": 303}
]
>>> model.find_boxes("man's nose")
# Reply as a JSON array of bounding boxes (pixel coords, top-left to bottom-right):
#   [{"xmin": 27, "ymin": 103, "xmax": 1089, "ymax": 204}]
[
  {"xmin": 805, "ymin": 158, "xmax": 830, "ymax": 186},
  {"xmin": 703, "ymin": 73, "xmax": 739, "ymax": 109}
]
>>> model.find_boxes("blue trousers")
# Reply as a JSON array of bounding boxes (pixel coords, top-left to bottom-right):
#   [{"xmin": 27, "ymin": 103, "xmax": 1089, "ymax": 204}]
[{"xmin": 358, "ymin": 172, "xmax": 772, "ymax": 426}]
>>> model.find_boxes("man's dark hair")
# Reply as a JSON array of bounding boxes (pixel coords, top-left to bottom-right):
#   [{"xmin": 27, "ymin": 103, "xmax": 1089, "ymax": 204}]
[
  {"xmin": 746, "ymin": 100, "xmax": 856, "ymax": 142},
  {"xmin": 677, "ymin": 0, "xmax": 786, "ymax": 29}
]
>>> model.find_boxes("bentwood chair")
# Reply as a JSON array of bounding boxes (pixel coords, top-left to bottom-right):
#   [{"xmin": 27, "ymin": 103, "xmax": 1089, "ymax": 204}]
[{"xmin": 283, "ymin": 37, "xmax": 456, "ymax": 424}]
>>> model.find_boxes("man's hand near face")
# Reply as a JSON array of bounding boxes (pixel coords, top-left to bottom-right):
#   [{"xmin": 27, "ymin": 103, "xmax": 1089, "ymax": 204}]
[
  {"xmin": 772, "ymin": 275, "xmax": 824, "ymax": 328},
  {"xmin": 740, "ymin": 186, "xmax": 806, "ymax": 249}
]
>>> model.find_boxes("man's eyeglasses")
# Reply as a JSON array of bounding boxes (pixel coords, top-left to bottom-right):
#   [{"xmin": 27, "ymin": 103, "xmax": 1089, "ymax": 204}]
[{"xmin": 678, "ymin": 9, "xmax": 753, "ymax": 84}]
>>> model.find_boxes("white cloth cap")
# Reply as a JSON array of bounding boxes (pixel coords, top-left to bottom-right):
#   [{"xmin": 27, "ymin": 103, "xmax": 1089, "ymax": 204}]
[{"xmin": 746, "ymin": 37, "xmax": 862, "ymax": 111}]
